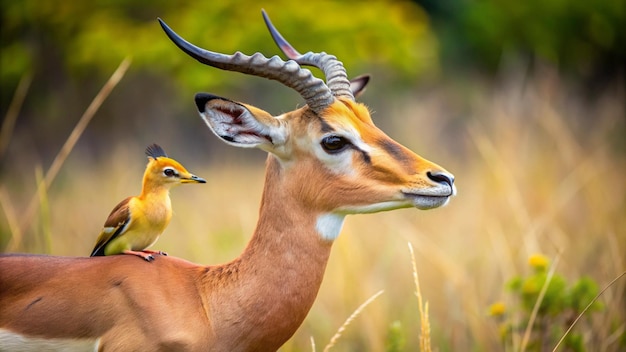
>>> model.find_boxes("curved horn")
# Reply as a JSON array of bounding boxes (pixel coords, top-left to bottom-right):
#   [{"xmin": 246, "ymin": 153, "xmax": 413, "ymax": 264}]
[
  {"xmin": 158, "ymin": 18, "xmax": 334, "ymax": 114},
  {"xmin": 261, "ymin": 10, "xmax": 354, "ymax": 101}
]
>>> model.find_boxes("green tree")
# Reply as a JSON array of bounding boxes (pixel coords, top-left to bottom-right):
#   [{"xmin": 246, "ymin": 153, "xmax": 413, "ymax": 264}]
[{"xmin": 1, "ymin": 0, "xmax": 439, "ymax": 103}]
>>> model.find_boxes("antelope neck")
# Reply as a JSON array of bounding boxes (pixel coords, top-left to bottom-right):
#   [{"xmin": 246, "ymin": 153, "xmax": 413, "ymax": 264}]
[{"xmin": 201, "ymin": 156, "xmax": 334, "ymax": 349}]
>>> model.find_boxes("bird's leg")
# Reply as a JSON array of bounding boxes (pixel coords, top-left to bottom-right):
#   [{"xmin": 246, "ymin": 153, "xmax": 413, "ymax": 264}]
[
  {"xmin": 141, "ymin": 249, "xmax": 168, "ymax": 256},
  {"xmin": 122, "ymin": 250, "xmax": 155, "ymax": 262}
]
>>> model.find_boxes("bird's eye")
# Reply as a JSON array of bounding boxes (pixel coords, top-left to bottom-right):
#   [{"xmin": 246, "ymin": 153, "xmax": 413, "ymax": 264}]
[
  {"xmin": 163, "ymin": 168, "xmax": 176, "ymax": 177},
  {"xmin": 321, "ymin": 135, "xmax": 350, "ymax": 154}
]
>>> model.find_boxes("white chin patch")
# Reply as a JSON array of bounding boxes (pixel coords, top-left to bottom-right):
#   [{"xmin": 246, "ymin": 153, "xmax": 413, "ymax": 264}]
[
  {"xmin": 337, "ymin": 200, "xmax": 412, "ymax": 214},
  {"xmin": 315, "ymin": 213, "xmax": 346, "ymax": 241}
]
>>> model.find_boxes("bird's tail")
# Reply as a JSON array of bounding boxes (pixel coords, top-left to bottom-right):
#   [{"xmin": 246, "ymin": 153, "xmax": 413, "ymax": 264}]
[{"xmin": 90, "ymin": 246, "xmax": 106, "ymax": 257}]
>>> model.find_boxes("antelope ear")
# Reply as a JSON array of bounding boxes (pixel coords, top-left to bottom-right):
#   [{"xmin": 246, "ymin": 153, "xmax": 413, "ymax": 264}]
[
  {"xmin": 195, "ymin": 93, "xmax": 286, "ymax": 150},
  {"xmin": 349, "ymin": 74, "xmax": 370, "ymax": 98}
]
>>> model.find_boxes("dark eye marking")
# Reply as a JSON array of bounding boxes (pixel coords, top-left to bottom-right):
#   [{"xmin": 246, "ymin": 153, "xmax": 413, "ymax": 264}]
[
  {"xmin": 360, "ymin": 150, "xmax": 371, "ymax": 164},
  {"xmin": 378, "ymin": 139, "xmax": 410, "ymax": 164},
  {"xmin": 319, "ymin": 118, "xmax": 335, "ymax": 133},
  {"xmin": 321, "ymin": 135, "xmax": 351, "ymax": 154}
]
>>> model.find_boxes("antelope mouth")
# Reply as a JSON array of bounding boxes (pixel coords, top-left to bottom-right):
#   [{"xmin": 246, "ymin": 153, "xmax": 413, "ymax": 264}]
[{"xmin": 402, "ymin": 192, "xmax": 453, "ymax": 210}]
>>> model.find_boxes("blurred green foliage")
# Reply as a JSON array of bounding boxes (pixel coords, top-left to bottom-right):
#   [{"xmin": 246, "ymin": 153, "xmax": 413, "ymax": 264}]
[
  {"xmin": 3, "ymin": 0, "xmax": 623, "ymax": 103},
  {"xmin": 385, "ymin": 320, "xmax": 406, "ymax": 352},
  {"xmin": 420, "ymin": 0, "xmax": 624, "ymax": 82},
  {"xmin": 0, "ymin": 0, "xmax": 438, "ymax": 102},
  {"xmin": 2, "ymin": 0, "xmax": 622, "ymax": 131},
  {"xmin": 490, "ymin": 254, "xmax": 605, "ymax": 352}
]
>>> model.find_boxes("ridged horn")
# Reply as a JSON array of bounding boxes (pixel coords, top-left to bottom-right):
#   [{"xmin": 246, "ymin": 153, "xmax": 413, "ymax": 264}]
[
  {"xmin": 261, "ymin": 10, "xmax": 354, "ymax": 101},
  {"xmin": 158, "ymin": 18, "xmax": 334, "ymax": 114}
]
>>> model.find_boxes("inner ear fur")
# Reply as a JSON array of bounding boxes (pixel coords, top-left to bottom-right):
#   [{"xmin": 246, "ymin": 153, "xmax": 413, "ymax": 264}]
[{"xmin": 195, "ymin": 93, "xmax": 285, "ymax": 149}]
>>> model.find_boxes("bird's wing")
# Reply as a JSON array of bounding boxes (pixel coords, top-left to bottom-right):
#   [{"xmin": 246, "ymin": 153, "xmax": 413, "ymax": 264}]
[{"xmin": 90, "ymin": 197, "xmax": 133, "ymax": 256}]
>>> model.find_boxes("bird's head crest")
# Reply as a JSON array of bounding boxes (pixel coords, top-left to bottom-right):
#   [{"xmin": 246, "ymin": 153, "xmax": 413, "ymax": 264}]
[{"xmin": 145, "ymin": 144, "xmax": 168, "ymax": 159}]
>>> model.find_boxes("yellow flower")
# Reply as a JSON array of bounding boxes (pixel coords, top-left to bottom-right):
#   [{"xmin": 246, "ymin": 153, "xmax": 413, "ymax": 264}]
[
  {"xmin": 528, "ymin": 253, "xmax": 549, "ymax": 271},
  {"xmin": 489, "ymin": 301, "xmax": 507, "ymax": 316}
]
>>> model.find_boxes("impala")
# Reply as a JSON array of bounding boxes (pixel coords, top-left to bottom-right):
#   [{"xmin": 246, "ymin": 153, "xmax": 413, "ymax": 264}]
[{"xmin": 0, "ymin": 10, "xmax": 455, "ymax": 351}]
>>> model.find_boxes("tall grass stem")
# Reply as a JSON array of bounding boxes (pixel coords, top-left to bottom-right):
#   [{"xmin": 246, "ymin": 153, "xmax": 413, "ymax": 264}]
[
  {"xmin": 13, "ymin": 58, "xmax": 131, "ymax": 245},
  {"xmin": 408, "ymin": 242, "xmax": 432, "ymax": 352},
  {"xmin": 0, "ymin": 187, "xmax": 21, "ymax": 249},
  {"xmin": 520, "ymin": 252, "xmax": 562, "ymax": 351},
  {"xmin": 552, "ymin": 271, "xmax": 626, "ymax": 352},
  {"xmin": 322, "ymin": 290, "xmax": 384, "ymax": 352},
  {"xmin": 0, "ymin": 72, "xmax": 33, "ymax": 160}
]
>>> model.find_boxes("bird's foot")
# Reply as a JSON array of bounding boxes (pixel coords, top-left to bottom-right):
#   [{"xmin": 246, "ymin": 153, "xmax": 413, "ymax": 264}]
[
  {"xmin": 123, "ymin": 250, "xmax": 156, "ymax": 262},
  {"xmin": 141, "ymin": 249, "xmax": 168, "ymax": 256}
]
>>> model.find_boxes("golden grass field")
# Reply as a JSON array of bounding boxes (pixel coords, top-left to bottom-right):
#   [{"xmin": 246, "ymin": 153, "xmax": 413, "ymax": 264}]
[{"xmin": 1, "ymin": 71, "xmax": 624, "ymax": 351}]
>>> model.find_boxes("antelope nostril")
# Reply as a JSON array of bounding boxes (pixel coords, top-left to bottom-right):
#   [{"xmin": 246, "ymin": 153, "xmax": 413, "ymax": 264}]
[{"xmin": 427, "ymin": 171, "xmax": 455, "ymax": 187}]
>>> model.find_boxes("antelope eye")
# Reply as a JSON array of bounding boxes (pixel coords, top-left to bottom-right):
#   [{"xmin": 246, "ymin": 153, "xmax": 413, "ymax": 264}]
[
  {"xmin": 163, "ymin": 168, "xmax": 176, "ymax": 177},
  {"xmin": 321, "ymin": 135, "xmax": 350, "ymax": 154}
]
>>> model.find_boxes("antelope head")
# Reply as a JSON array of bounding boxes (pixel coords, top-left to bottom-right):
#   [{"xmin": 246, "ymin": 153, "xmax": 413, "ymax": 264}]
[{"xmin": 159, "ymin": 10, "xmax": 455, "ymax": 240}]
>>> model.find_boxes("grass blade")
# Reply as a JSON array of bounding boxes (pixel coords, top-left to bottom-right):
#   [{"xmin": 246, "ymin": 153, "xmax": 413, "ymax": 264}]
[
  {"xmin": 0, "ymin": 187, "xmax": 21, "ymax": 249},
  {"xmin": 409, "ymin": 242, "xmax": 432, "ymax": 352},
  {"xmin": 552, "ymin": 271, "xmax": 626, "ymax": 352},
  {"xmin": 323, "ymin": 290, "xmax": 384, "ymax": 352},
  {"xmin": 0, "ymin": 72, "xmax": 33, "ymax": 160},
  {"xmin": 12, "ymin": 58, "xmax": 131, "ymax": 248},
  {"xmin": 520, "ymin": 252, "xmax": 561, "ymax": 351}
]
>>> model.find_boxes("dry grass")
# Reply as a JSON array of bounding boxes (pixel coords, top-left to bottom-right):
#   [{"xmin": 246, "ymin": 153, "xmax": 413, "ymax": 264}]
[
  {"xmin": 0, "ymin": 72, "xmax": 32, "ymax": 159},
  {"xmin": 1, "ymin": 74, "xmax": 624, "ymax": 351},
  {"xmin": 11, "ymin": 58, "xmax": 131, "ymax": 245},
  {"xmin": 553, "ymin": 270, "xmax": 626, "ymax": 352},
  {"xmin": 321, "ymin": 290, "xmax": 384, "ymax": 352},
  {"xmin": 409, "ymin": 242, "xmax": 432, "ymax": 352}
]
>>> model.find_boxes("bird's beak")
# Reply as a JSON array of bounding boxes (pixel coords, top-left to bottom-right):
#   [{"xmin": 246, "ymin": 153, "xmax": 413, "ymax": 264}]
[{"xmin": 181, "ymin": 174, "xmax": 206, "ymax": 184}]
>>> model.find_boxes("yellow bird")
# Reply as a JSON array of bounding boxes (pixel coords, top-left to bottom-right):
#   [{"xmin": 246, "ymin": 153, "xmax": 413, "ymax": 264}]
[{"xmin": 90, "ymin": 144, "xmax": 205, "ymax": 261}]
